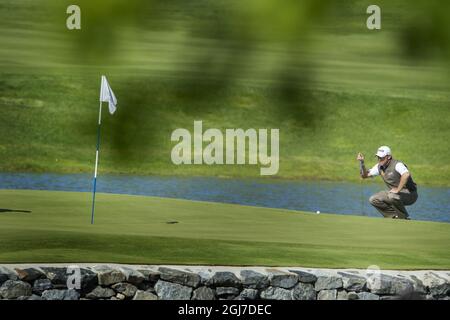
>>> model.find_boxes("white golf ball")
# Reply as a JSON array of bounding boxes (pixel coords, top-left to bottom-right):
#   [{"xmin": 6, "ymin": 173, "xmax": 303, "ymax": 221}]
[{"xmin": 316, "ymin": 211, "xmax": 320, "ymax": 214}]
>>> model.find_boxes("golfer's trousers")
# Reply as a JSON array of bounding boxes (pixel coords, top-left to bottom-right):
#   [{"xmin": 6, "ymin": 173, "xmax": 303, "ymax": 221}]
[{"xmin": 369, "ymin": 190, "xmax": 418, "ymax": 219}]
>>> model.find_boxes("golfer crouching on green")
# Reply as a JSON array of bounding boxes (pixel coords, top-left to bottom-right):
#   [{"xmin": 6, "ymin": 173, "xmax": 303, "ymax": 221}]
[{"xmin": 357, "ymin": 146, "xmax": 418, "ymax": 219}]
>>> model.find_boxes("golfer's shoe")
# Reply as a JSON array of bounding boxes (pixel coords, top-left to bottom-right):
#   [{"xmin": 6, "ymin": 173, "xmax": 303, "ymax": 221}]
[{"xmin": 392, "ymin": 215, "xmax": 410, "ymax": 220}]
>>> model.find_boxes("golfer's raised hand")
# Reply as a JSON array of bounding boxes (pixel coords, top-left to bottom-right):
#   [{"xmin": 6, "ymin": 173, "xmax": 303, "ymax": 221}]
[{"xmin": 357, "ymin": 153, "xmax": 365, "ymax": 161}]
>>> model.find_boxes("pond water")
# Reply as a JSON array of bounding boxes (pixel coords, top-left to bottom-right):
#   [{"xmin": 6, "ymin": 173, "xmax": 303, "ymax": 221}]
[{"xmin": 1, "ymin": 173, "xmax": 449, "ymax": 223}]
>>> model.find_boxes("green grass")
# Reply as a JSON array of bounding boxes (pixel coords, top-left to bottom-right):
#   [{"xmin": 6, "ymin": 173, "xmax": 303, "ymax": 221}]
[
  {"xmin": 0, "ymin": 0, "xmax": 449, "ymax": 186},
  {"xmin": 0, "ymin": 72, "xmax": 449, "ymax": 186},
  {"xmin": 0, "ymin": 189, "xmax": 449, "ymax": 269}
]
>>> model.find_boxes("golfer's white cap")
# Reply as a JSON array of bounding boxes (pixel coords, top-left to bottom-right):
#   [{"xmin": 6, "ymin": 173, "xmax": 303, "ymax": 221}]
[{"xmin": 375, "ymin": 146, "xmax": 391, "ymax": 157}]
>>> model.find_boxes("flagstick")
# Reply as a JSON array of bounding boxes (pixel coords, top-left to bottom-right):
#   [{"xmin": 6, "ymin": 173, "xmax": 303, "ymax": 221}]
[
  {"xmin": 91, "ymin": 100, "xmax": 103, "ymax": 225},
  {"xmin": 359, "ymin": 160, "xmax": 365, "ymax": 216}
]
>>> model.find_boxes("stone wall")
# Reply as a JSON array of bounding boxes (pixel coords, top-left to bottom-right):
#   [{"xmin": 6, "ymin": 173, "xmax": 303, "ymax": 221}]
[{"xmin": 0, "ymin": 265, "xmax": 449, "ymax": 300}]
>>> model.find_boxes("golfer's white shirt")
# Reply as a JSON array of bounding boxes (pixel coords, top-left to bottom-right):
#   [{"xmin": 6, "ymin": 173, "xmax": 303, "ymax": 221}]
[{"xmin": 368, "ymin": 162, "xmax": 409, "ymax": 177}]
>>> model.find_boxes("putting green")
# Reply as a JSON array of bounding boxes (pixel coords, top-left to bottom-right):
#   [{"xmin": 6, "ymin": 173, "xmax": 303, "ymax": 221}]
[{"xmin": 1, "ymin": 189, "xmax": 449, "ymax": 269}]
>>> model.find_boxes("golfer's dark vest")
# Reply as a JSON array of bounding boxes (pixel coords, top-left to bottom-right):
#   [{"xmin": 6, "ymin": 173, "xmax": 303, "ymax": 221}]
[{"xmin": 379, "ymin": 159, "xmax": 417, "ymax": 192}]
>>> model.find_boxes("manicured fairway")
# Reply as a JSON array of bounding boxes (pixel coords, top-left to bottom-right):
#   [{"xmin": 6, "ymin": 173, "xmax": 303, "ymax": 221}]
[{"xmin": 0, "ymin": 189, "xmax": 449, "ymax": 269}]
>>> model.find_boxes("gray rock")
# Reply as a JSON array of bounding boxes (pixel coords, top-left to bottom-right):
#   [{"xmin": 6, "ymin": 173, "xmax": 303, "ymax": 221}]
[
  {"xmin": 216, "ymin": 287, "xmax": 240, "ymax": 297},
  {"xmin": 137, "ymin": 282, "xmax": 154, "ymax": 291},
  {"xmin": 192, "ymin": 287, "xmax": 216, "ymax": 300},
  {"xmin": 347, "ymin": 292, "xmax": 359, "ymax": 300},
  {"xmin": 338, "ymin": 272, "xmax": 366, "ymax": 292},
  {"xmin": 0, "ymin": 267, "xmax": 18, "ymax": 284},
  {"xmin": 158, "ymin": 267, "xmax": 201, "ymax": 288},
  {"xmin": 432, "ymin": 284, "xmax": 450, "ymax": 298},
  {"xmin": 366, "ymin": 273, "xmax": 394, "ymax": 294},
  {"xmin": 267, "ymin": 270, "xmax": 298, "ymax": 289},
  {"xmin": 40, "ymin": 267, "xmax": 69, "ymax": 286},
  {"xmin": 409, "ymin": 275, "xmax": 427, "ymax": 294},
  {"xmin": 33, "ymin": 279, "xmax": 53, "ymax": 293},
  {"xmin": 116, "ymin": 293, "xmax": 126, "ymax": 300},
  {"xmin": 137, "ymin": 269, "xmax": 160, "ymax": 283},
  {"xmin": 240, "ymin": 270, "xmax": 269, "ymax": 289},
  {"xmin": 0, "ymin": 280, "xmax": 32, "ymax": 299},
  {"xmin": 42, "ymin": 289, "xmax": 80, "ymax": 300},
  {"xmin": 379, "ymin": 295, "xmax": 402, "ymax": 300},
  {"xmin": 85, "ymin": 286, "xmax": 116, "ymax": 299},
  {"xmin": 390, "ymin": 278, "xmax": 415, "ymax": 296},
  {"xmin": 118, "ymin": 267, "xmax": 145, "ymax": 285},
  {"xmin": 79, "ymin": 268, "xmax": 99, "ymax": 293},
  {"xmin": 27, "ymin": 294, "xmax": 43, "ymax": 301},
  {"xmin": 410, "ymin": 293, "xmax": 428, "ymax": 300},
  {"xmin": 317, "ymin": 289, "xmax": 337, "ymax": 300},
  {"xmin": 421, "ymin": 272, "xmax": 450, "ymax": 298},
  {"xmin": 144, "ymin": 286, "xmax": 157, "ymax": 295},
  {"xmin": 47, "ymin": 267, "xmax": 97, "ymax": 293},
  {"xmin": 367, "ymin": 274, "xmax": 415, "ymax": 296},
  {"xmin": 421, "ymin": 272, "xmax": 445, "ymax": 288},
  {"xmin": 155, "ymin": 280, "xmax": 193, "ymax": 300},
  {"xmin": 198, "ymin": 270, "xmax": 214, "ymax": 285},
  {"xmin": 133, "ymin": 290, "xmax": 158, "ymax": 300},
  {"xmin": 238, "ymin": 289, "xmax": 258, "ymax": 300},
  {"xmin": 315, "ymin": 276, "xmax": 343, "ymax": 291},
  {"xmin": 292, "ymin": 282, "xmax": 316, "ymax": 300},
  {"xmin": 337, "ymin": 290, "xmax": 349, "ymax": 300},
  {"xmin": 111, "ymin": 283, "xmax": 138, "ymax": 298},
  {"xmin": 40, "ymin": 267, "xmax": 97, "ymax": 292},
  {"xmin": 357, "ymin": 292, "xmax": 380, "ymax": 300},
  {"xmin": 288, "ymin": 270, "xmax": 317, "ymax": 283},
  {"xmin": 260, "ymin": 286, "xmax": 292, "ymax": 300},
  {"xmin": 207, "ymin": 272, "xmax": 241, "ymax": 288},
  {"xmin": 94, "ymin": 266, "xmax": 126, "ymax": 286},
  {"xmin": 407, "ymin": 292, "xmax": 428, "ymax": 300},
  {"xmin": 15, "ymin": 267, "xmax": 45, "ymax": 282}
]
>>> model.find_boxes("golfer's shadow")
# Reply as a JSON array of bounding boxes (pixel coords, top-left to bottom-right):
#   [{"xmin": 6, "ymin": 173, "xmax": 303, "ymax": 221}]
[{"xmin": 0, "ymin": 208, "xmax": 31, "ymax": 214}]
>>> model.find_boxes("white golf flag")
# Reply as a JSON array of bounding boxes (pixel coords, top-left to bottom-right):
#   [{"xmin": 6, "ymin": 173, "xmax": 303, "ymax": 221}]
[{"xmin": 100, "ymin": 75, "xmax": 117, "ymax": 114}]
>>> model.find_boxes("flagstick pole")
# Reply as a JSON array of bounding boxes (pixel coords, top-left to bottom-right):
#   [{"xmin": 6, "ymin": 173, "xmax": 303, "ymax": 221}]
[{"xmin": 91, "ymin": 100, "xmax": 103, "ymax": 225}]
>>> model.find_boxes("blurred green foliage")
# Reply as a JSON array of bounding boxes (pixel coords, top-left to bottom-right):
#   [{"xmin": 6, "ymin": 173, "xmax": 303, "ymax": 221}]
[{"xmin": 0, "ymin": 0, "xmax": 449, "ymax": 183}]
